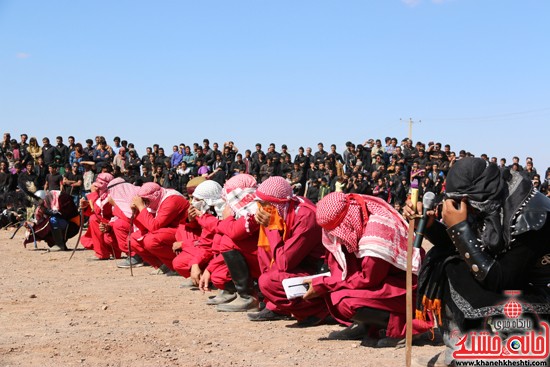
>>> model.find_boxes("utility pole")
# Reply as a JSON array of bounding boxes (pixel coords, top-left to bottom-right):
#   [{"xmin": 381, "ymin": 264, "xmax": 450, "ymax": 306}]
[{"xmin": 400, "ymin": 118, "xmax": 421, "ymax": 140}]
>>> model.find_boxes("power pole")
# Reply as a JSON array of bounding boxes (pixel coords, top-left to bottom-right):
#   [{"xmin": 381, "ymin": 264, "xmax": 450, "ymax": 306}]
[{"xmin": 400, "ymin": 118, "xmax": 421, "ymax": 140}]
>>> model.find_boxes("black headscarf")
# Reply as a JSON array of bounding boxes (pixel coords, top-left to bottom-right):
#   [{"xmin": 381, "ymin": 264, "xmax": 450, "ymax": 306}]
[{"xmin": 445, "ymin": 158, "xmax": 506, "ymax": 253}]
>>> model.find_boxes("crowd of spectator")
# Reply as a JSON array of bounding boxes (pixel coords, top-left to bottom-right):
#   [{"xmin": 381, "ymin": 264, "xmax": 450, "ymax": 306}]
[{"xmin": 1, "ymin": 132, "xmax": 549, "ymax": 214}]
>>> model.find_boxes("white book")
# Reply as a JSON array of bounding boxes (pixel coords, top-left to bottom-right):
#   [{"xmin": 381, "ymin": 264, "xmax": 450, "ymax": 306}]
[{"xmin": 282, "ymin": 272, "xmax": 331, "ymax": 300}]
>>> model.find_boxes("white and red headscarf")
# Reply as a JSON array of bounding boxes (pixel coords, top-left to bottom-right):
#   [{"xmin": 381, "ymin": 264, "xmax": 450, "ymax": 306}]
[
  {"xmin": 255, "ymin": 176, "xmax": 298, "ymax": 220},
  {"xmin": 138, "ymin": 182, "xmax": 166, "ymax": 212},
  {"xmin": 192, "ymin": 180, "xmax": 225, "ymax": 218},
  {"xmin": 316, "ymin": 192, "xmax": 421, "ymax": 280},
  {"xmin": 222, "ymin": 174, "xmax": 258, "ymax": 219},
  {"xmin": 107, "ymin": 178, "xmax": 140, "ymax": 218},
  {"xmin": 92, "ymin": 173, "xmax": 114, "ymax": 199}
]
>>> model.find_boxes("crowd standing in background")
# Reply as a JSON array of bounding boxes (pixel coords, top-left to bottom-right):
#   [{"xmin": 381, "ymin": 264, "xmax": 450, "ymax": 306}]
[
  {"xmin": 1, "ymin": 132, "xmax": 548, "ymax": 210},
  {"xmin": 1, "ymin": 131, "xmax": 549, "ymax": 356}
]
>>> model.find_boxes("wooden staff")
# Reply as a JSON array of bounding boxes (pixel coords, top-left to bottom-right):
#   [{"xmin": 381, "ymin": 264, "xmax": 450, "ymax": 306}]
[{"xmin": 406, "ymin": 188, "xmax": 419, "ymax": 367}]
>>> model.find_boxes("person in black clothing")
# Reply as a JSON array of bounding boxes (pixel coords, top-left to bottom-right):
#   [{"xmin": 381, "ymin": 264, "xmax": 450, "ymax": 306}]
[
  {"xmin": 33, "ymin": 156, "xmax": 48, "ymax": 190},
  {"xmin": 221, "ymin": 146, "xmax": 235, "ymax": 172},
  {"xmin": 250, "ymin": 152, "xmax": 265, "ymax": 179},
  {"xmin": 259, "ymin": 157, "xmax": 275, "ymax": 183},
  {"xmin": 314, "ymin": 142, "xmax": 328, "ymax": 165},
  {"xmin": 151, "ymin": 165, "xmax": 164, "ymax": 185},
  {"xmin": 209, "ymin": 153, "xmax": 226, "ymax": 181},
  {"xmin": 44, "ymin": 164, "xmax": 63, "ymax": 191},
  {"xmin": 243, "ymin": 149, "xmax": 253, "ymax": 174},
  {"xmin": 289, "ymin": 162, "xmax": 304, "ymax": 195},
  {"xmin": 162, "ymin": 169, "xmax": 179, "ymax": 190},
  {"xmin": 251, "ymin": 143, "xmax": 264, "ymax": 164},
  {"xmin": 18, "ymin": 134, "xmax": 29, "ymax": 164},
  {"xmin": 82, "ymin": 139, "xmax": 95, "ymax": 162},
  {"xmin": 352, "ymin": 172, "xmax": 370, "ymax": 195},
  {"xmin": 134, "ymin": 165, "xmax": 153, "ymax": 186},
  {"xmin": 154, "ymin": 147, "xmax": 169, "ymax": 167},
  {"xmin": 42, "ymin": 137, "xmax": 56, "ymax": 166},
  {"xmin": 265, "ymin": 143, "xmax": 280, "ymax": 166},
  {"xmin": 63, "ymin": 163, "xmax": 83, "ymax": 206},
  {"xmin": 0, "ymin": 161, "xmax": 10, "ymax": 194},
  {"xmin": 416, "ymin": 149, "xmax": 429, "ymax": 168},
  {"xmin": 18, "ymin": 161, "xmax": 39, "ymax": 194},
  {"xmin": 356, "ymin": 144, "xmax": 371, "ymax": 172},
  {"xmin": 126, "ymin": 149, "xmax": 142, "ymax": 178},
  {"xmin": 327, "ymin": 144, "xmax": 344, "ymax": 167},
  {"xmin": 406, "ymin": 158, "xmax": 550, "ymax": 367},
  {"xmin": 67, "ymin": 136, "xmax": 76, "ymax": 155},
  {"xmin": 305, "ymin": 179, "xmax": 320, "ymax": 204},
  {"xmin": 293, "ymin": 146, "xmax": 307, "ymax": 172},
  {"xmin": 279, "ymin": 144, "xmax": 290, "ymax": 161},
  {"xmin": 141, "ymin": 147, "xmax": 153, "ymax": 166},
  {"xmin": 55, "ymin": 136, "xmax": 70, "ymax": 165},
  {"xmin": 306, "ymin": 162, "xmax": 319, "ymax": 184},
  {"xmin": 279, "ymin": 155, "xmax": 292, "ymax": 177},
  {"xmin": 6, "ymin": 163, "xmax": 22, "ymax": 192},
  {"xmin": 230, "ymin": 153, "xmax": 246, "ymax": 176}
]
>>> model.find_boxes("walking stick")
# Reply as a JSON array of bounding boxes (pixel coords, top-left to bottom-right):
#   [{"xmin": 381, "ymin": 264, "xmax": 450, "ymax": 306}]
[
  {"xmin": 127, "ymin": 213, "xmax": 135, "ymax": 277},
  {"xmin": 406, "ymin": 188, "xmax": 419, "ymax": 367},
  {"xmin": 69, "ymin": 210, "xmax": 84, "ymax": 261}
]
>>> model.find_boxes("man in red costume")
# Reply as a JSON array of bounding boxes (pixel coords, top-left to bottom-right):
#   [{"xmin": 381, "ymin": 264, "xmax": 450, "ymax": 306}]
[
  {"xmin": 198, "ymin": 174, "xmax": 261, "ymax": 312},
  {"xmin": 105, "ymin": 178, "xmax": 142, "ymax": 268},
  {"xmin": 172, "ymin": 180, "xmax": 224, "ymax": 283},
  {"xmin": 80, "ymin": 173, "xmax": 121, "ymax": 260},
  {"xmin": 130, "ymin": 182, "xmax": 189, "ymax": 272},
  {"xmin": 308, "ymin": 192, "xmax": 429, "ymax": 346},
  {"xmin": 247, "ymin": 176, "xmax": 329, "ymax": 326}
]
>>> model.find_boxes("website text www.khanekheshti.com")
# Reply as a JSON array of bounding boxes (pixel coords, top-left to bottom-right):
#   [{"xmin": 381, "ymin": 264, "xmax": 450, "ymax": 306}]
[{"xmin": 455, "ymin": 360, "xmax": 548, "ymax": 366}]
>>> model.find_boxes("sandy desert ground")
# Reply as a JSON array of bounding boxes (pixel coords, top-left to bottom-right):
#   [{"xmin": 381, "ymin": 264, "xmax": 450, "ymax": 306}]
[{"xmin": 0, "ymin": 229, "xmax": 442, "ymax": 367}]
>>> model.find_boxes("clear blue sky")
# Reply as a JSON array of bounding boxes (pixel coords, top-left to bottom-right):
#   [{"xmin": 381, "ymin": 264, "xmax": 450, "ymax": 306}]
[{"xmin": 1, "ymin": 0, "xmax": 549, "ymax": 171}]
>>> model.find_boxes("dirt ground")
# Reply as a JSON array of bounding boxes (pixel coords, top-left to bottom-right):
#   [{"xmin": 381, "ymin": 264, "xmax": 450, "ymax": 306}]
[{"xmin": 0, "ymin": 230, "xmax": 442, "ymax": 367}]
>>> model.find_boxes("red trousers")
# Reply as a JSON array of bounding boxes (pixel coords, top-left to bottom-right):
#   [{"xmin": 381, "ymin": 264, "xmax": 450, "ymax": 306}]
[
  {"xmin": 111, "ymin": 217, "xmax": 136, "ymax": 257},
  {"xmin": 81, "ymin": 214, "xmax": 121, "ymax": 259},
  {"xmin": 172, "ymin": 245, "xmax": 212, "ymax": 277},
  {"xmin": 131, "ymin": 228, "xmax": 178, "ymax": 270},
  {"xmin": 259, "ymin": 269, "xmax": 329, "ymax": 321}
]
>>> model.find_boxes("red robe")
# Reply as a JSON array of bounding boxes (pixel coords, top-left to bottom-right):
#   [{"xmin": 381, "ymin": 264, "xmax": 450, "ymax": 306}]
[
  {"xmin": 312, "ymin": 251, "xmax": 428, "ymax": 338},
  {"xmin": 130, "ymin": 194, "xmax": 188, "ymax": 270},
  {"xmin": 81, "ymin": 191, "xmax": 121, "ymax": 259},
  {"xmin": 204, "ymin": 215, "xmax": 261, "ymax": 290},
  {"xmin": 257, "ymin": 201, "xmax": 329, "ymax": 321},
  {"xmin": 110, "ymin": 206, "xmax": 134, "ymax": 256},
  {"xmin": 172, "ymin": 214, "xmax": 218, "ymax": 277}
]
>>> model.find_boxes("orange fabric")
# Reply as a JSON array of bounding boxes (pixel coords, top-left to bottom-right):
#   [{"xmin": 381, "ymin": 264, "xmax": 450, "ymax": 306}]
[
  {"xmin": 70, "ymin": 215, "xmax": 81, "ymax": 227},
  {"xmin": 415, "ymin": 295, "xmax": 442, "ymax": 327},
  {"xmin": 257, "ymin": 203, "xmax": 287, "ymax": 255}
]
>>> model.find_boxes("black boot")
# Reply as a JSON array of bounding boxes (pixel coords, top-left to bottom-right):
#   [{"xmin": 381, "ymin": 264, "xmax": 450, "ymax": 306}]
[
  {"xmin": 325, "ymin": 307, "xmax": 389, "ymax": 341},
  {"xmin": 350, "ymin": 307, "xmax": 394, "ymax": 348},
  {"xmin": 217, "ymin": 250, "xmax": 259, "ymax": 312},
  {"xmin": 50, "ymin": 228, "xmax": 68, "ymax": 251},
  {"xmin": 352, "ymin": 307, "xmax": 390, "ymax": 328}
]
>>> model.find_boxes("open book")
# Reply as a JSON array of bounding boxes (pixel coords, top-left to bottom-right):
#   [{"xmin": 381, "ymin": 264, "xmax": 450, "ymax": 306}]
[{"xmin": 282, "ymin": 272, "xmax": 331, "ymax": 300}]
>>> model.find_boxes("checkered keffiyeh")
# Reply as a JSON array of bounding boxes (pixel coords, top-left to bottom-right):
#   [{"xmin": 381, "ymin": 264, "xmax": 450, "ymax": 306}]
[
  {"xmin": 223, "ymin": 174, "xmax": 258, "ymax": 219},
  {"xmin": 256, "ymin": 176, "xmax": 296, "ymax": 219},
  {"xmin": 139, "ymin": 182, "xmax": 164, "ymax": 211},
  {"xmin": 92, "ymin": 173, "xmax": 114, "ymax": 200},
  {"xmin": 317, "ymin": 192, "xmax": 421, "ymax": 280},
  {"xmin": 107, "ymin": 179, "xmax": 140, "ymax": 218}
]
